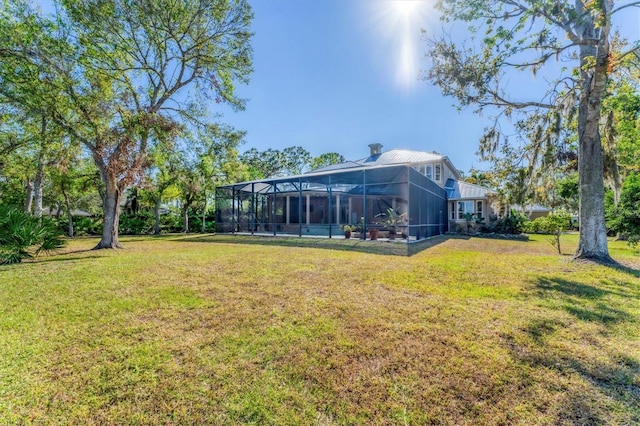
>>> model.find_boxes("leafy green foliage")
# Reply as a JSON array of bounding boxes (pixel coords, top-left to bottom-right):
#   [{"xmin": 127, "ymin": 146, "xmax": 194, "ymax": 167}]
[
  {"xmin": 58, "ymin": 216, "xmax": 102, "ymax": 237},
  {"xmin": 524, "ymin": 210, "xmax": 572, "ymax": 254},
  {"xmin": 481, "ymin": 210, "xmax": 528, "ymax": 235},
  {"xmin": 118, "ymin": 212, "xmax": 183, "ymax": 235},
  {"xmin": 606, "ymin": 173, "xmax": 640, "ymax": 247},
  {"xmin": 0, "ymin": 0, "xmax": 254, "ymax": 249},
  {"xmin": 309, "ymin": 152, "xmax": 346, "ymax": 171},
  {"xmin": 0, "ymin": 205, "xmax": 65, "ymax": 264},
  {"xmin": 426, "ymin": 0, "xmax": 634, "ymax": 260},
  {"xmin": 240, "ymin": 146, "xmax": 312, "ymax": 178},
  {"xmin": 239, "ymin": 148, "xmax": 347, "ymax": 178}
]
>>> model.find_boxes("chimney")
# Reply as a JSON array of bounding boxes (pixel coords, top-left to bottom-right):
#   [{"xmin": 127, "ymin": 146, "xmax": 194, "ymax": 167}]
[{"xmin": 368, "ymin": 143, "xmax": 383, "ymax": 156}]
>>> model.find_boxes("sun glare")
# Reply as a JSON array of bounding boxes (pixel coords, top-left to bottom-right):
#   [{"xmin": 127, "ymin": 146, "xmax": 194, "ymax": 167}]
[
  {"xmin": 366, "ymin": 0, "xmax": 434, "ymax": 92},
  {"xmin": 389, "ymin": 0, "xmax": 422, "ymax": 18}
]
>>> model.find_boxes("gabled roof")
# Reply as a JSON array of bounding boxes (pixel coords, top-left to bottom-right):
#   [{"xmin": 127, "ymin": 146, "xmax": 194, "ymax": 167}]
[
  {"xmin": 354, "ymin": 149, "xmax": 445, "ymax": 166},
  {"xmin": 312, "ymin": 148, "xmax": 461, "ymax": 179},
  {"xmin": 445, "ymin": 178, "xmax": 495, "ymax": 200},
  {"xmin": 511, "ymin": 204, "xmax": 552, "ymax": 213},
  {"xmin": 42, "ymin": 206, "xmax": 93, "ymax": 217}
]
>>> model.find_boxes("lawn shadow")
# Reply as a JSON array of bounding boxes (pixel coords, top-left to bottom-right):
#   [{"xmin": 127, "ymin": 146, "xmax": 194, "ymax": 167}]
[
  {"xmin": 21, "ymin": 248, "xmax": 103, "ymax": 265},
  {"xmin": 170, "ymin": 233, "xmax": 453, "ymax": 256},
  {"xmin": 503, "ymin": 327, "xmax": 640, "ymax": 424},
  {"xmin": 501, "ymin": 275, "xmax": 640, "ymax": 423},
  {"xmin": 35, "ymin": 254, "xmax": 105, "ymax": 264},
  {"xmin": 536, "ymin": 277, "xmax": 635, "ymax": 325}
]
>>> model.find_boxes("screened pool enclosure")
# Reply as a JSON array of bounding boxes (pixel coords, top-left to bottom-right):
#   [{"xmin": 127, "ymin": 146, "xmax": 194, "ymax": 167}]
[{"xmin": 215, "ymin": 165, "xmax": 448, "ymax": 241}]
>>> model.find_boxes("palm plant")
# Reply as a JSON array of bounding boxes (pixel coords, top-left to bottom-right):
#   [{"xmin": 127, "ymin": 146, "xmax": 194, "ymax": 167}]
[{"xmin": 0, "ymin": 206, "xmax": 65, "ymax": 264}]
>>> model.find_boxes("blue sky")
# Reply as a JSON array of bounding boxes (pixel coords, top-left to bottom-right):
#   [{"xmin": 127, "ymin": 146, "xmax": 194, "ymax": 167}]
[
  {"xmin": 36, "ymin": 0, "xmax": 640, "ymax": 174},
  {"xmin": 220, "ymin": 0, "xmax": 640, "ymax": 174},
  {"xmin": 221, "ymin": 0, "xmax": 493, "ymax": 173}
]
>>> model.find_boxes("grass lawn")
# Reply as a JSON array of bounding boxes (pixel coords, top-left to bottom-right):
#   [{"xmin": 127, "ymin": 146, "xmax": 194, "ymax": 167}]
[{"xmin": 1, "ymin": 233, "xmax": 639, "ymax": 425}]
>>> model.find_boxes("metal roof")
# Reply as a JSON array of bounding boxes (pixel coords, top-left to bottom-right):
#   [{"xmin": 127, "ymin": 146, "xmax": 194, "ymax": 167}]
[
  {"xmin": 511, "ymin": 204, "xmax": 552, "ymax": 213},
  {"xmin": 219, "ymin": 163, "xmax": 410, "ymax": 192},
  {"xmin": 445, "ymin": 178, "xmax": 495, "ymax": 199},
  {"xmin": 312, "ymin": 149, "xmax": 461, "ymax": 179},
  {"xmin": 355, "ymin": 149, "xmax": 445, "ymax": 166}
]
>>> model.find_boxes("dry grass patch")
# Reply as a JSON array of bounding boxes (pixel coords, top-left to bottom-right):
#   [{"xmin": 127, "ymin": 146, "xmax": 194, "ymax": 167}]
[{"xmin": 1, "ymin": 234, "xmax": 638, "ymax": 424}]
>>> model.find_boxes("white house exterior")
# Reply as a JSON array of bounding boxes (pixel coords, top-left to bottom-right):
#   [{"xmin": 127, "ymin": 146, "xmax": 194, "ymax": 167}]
[
  {"xmin": 317, "ymin": 144, "xmax": 496, "ymax": 230},
  {"xmin": 216, "ymin": 143, "xmax": 498, "ymax": 239}
]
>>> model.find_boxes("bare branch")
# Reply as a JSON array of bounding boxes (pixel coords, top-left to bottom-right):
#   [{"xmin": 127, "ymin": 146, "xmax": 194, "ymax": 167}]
[{"xmin": 611, "ymin": 1, "xmax": 640, "ymax": 15}]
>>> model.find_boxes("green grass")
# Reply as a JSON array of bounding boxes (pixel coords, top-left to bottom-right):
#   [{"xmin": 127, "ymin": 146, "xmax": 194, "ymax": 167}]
[{"xmin": 1, "ymin": 233, "xmax": 639, "ymax": 425}]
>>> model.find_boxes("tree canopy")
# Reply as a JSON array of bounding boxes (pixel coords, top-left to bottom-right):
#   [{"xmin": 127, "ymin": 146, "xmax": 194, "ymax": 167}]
[
  {"xmin": 0, "ymin": 0, "xmax": 253, "ymax": 248},
  {"xmin": 426, "ymin": 0, "xmax": 640, "ymax": 262}
]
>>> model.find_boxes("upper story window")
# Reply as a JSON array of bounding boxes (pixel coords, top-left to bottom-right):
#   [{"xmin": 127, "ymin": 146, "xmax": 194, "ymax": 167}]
[
  {"xmin": 418, "ymin": 164, "xmax": 434, "ymax": 180},
  {"xmin": 435, "ymin": 164, "xmax": 441, "ymax": 181}
]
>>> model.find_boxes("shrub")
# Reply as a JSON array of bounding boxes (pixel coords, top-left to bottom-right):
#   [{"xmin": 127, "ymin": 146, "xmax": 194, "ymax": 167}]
[
  {"xmin": 481, "ymin": 210, "xmax": 528, "ymax": 235},
  {"xmin": 119, "ymin": 211, "xmax": 184, "ymax": 235},
  {"xmin": 119, "ymin": 212, "xmax": 155, "ymax": 235},
  {"xmin": 606, "ymin": 173, "xmax": 640, "ymax": 247},
  {"xmin": 524, "ymin": 210, "xmax": 572, "ymax": 254},
  {"xmin": 188, "ymin": 214, "xmax": 217, "ymax": 233},
  {"xmin": 0, "ymin": 206, "xmax": 66, "ymax": 264},
  {"xmin": 57, "ymin": 216, "xmax": 102, "ymax": 236}
]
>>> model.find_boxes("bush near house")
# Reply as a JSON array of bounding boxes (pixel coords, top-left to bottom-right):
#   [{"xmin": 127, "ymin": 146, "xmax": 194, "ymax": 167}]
[
  {"xmin": 470, "ymin": 210, "xmax": 529, "ymax": 235},
  {"xmin": 524, "ymin": 210, "xmax": 573, "ymax": 254}
]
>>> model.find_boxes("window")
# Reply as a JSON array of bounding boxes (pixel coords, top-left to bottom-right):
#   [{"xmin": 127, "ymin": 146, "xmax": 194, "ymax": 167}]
[
  {"xmin": 426, "ymin": 165, "xmax": 433, "ymax": 180},
  {"xmin": 457, "ymin": 201, "xmax": 474, "ymax": 220},
  {"xmin": 450, "ymin": 202, "xmax": 455, "ymax": 220},
  {"xmin": 419, "ymin": 165, "xmax": 426, "ymax": 175},
  {"xmin": 476, "ymin": 201, "xmax": 483, "ymax": 219},
  {"xmin": 435, "ymin": 164, "xmax": 441, "ymax": 181}
]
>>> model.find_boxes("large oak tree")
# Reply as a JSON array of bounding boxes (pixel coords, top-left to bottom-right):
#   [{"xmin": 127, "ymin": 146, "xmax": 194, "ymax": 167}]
[
  {"xmin": 0, "ymin": 0, "xmax": 252, "ymax": 248},
  {"xmin": 426, "ymin": 0, "xmax": 640, "ymax": 262}
]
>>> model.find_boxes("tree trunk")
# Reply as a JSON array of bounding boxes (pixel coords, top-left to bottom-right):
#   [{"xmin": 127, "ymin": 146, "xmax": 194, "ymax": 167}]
[
  {"xmin": 62, "ymin": 187, "xmax": 74, "ymax": 238},
  {"xmin": 24, "ymin": 180, "xmax": 33, "ymax": 213},
  {"xmin": 95, "ymin": 174, "xmax": 123, "ymax": 249},
  {"xmin": 33, "ymin": 154, "xmax": 45, "ymax": 218},
  {"xmin": 201, "ymin": 194, "xmax": 207, "ymax": 233},
  {"xmin": 574, "ymin": 0, "xmax": 613, "ymax": 262},
  {"xmin": 154, "ymin": 197, "xmax": 162, "ymax": 235},
  {"xmin": 182, "ymin": 205, "xmax": 190, "ymax": 233},
  {"xmin": 33, "ymin": 116, "xmax": 47, "ymax": 218}
]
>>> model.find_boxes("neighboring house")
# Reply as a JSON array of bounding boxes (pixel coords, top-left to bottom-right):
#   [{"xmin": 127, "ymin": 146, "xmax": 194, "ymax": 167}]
[
  {"xmin": 511, "ymin": 204, "xmax": 552, "ymax": 220},
  {"xmin": 215, "ymin": 144, "xmax": 496, "ymax": 240},
  {"xmin": 42, "ymin": 206, "xmax": 93, "ymax": 217}
]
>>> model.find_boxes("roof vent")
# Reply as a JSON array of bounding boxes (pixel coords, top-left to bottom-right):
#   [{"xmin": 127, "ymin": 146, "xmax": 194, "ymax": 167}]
[{"xmin": 369, "ymin": 143, "xmax": 383, "ymax": 156}]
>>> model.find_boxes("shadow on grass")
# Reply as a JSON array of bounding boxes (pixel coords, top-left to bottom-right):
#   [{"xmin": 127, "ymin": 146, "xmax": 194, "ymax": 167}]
[
  {"xmin": 35, "ymin": 254, "xmax": 105, "ymax": 264},
  {"xmin": 169, "ymin": 233, "xmax": 455, "ymax": 256},
  {"xmin": 581, "ymin": 256, "xmax": 640, "ymax": 275},
  {"xmin": 502, "ymin": 275, "xmax": 640, "ymax": 423},
  {"xmin": 537, "ymin": 277, "xmax": 636, "ymax": 325},
  {"xmin": 503, "ymin": 328, "xmax": 640, "ymax": 424}
]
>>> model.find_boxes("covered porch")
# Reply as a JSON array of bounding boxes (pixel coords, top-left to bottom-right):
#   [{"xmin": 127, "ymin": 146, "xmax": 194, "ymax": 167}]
[{"xmin": 215, "ymin": 165, "xmax": 448, "ymax": 241}]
